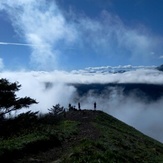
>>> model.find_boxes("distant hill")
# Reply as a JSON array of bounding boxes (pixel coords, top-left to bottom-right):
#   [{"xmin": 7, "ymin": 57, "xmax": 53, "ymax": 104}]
[
  {"xmin": 71, "ymin": 83, "xmax": 163, "ymax": 101},
  {"xmin": 156, "ymin": 64, "xmax": 163, "ymax": 71},
  {"xmin": 14, "ymin": 110, "xmax": 163, "ymax": 162}
]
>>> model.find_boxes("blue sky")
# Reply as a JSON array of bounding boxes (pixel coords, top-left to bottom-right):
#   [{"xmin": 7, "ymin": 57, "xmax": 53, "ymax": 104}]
[{"xmin": 0, "ymin": 0, "xmax": 163, "ymax": 71}]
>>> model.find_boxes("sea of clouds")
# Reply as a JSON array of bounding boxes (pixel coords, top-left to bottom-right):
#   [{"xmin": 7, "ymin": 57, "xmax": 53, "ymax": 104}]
[{"xmin": 1, "ymin": 68, "xmax": 163, "ymax": 142}]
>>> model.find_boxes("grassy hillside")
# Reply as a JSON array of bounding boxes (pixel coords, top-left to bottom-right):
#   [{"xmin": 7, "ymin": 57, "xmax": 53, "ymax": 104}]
[{"xmin": 1, "ymin": 110, "xmax": 163, "ymax": 162}]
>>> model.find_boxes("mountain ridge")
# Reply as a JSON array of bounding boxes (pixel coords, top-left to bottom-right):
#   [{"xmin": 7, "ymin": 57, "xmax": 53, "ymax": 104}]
[{"xmin": 15, "ymin": 110, "xmax": 163, "ymax": 163}]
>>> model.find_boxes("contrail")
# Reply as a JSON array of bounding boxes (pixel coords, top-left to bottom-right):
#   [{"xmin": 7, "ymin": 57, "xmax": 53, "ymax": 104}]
[
  {"xmin": 0, "ymin": 41, "xmax": 76, "ymax": 50},
  {"xmin": 0, "ymin": 41, "xmax": 43, "ymax": 47}
]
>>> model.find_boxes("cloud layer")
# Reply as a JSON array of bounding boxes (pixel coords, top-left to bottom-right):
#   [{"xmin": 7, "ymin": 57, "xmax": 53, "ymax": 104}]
[{"xmin": 1, "ymin": 68, "xmax": 163, "ymax": 142}]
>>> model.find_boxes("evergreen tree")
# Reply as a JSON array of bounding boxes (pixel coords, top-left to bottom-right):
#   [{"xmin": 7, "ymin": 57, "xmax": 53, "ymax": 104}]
[{"xmin": 0, "ymin": 78, "xmax": 38, "ymax": 118}]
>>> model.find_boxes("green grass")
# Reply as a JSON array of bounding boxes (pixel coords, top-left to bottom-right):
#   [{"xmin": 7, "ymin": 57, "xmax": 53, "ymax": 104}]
[
  {"xmin": 93, "ymin": 112, "xmax": 163, "ymax": 162},
  {"xmin": 58, "ymin": 120, "xmax": 80, "ymax": 139},
  {"xmin": 0, "ymin": 119, "xmax": 79, "ymax": 161},
  {"xmin": 1, "ymin": 110, "xmax": 163, "ymax": 162},
  {"xmin": 61, "ymin": 111, "xmax": 163, "ymax": 163}
]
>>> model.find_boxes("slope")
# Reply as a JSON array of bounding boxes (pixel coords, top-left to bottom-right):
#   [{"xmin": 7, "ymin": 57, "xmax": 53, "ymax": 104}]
[
  {"xmin": 13, "ymin": 110, "xmax": 163, "ymax": 163},
  {"xmin": 62, "ymin": 110, "xmax": 163, "ymax": 162}
]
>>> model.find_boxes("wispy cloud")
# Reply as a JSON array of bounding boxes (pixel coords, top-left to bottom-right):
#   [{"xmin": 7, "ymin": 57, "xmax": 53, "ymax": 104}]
[
  {"xmin": 0, "ymin": 41, "xmax": 45, "ymax": 47},
  {"xmin": 0, "ymin": 0, "xmax": 163, "ymax": 70},
  {"xmin": 0, "ymin": 0, "xmax": 77, "ymax": 70},
  {"xmin": 75, "ymin": 10, "xmax": 163, "ymax": 64}
]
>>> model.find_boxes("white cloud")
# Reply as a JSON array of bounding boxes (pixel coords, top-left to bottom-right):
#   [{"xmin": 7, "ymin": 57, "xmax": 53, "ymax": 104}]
[
  {"xmin": 75, "ymin": 10, "xmax": 163, "ymax": 64},
  {"xmin": 0, "ymin": 0, "xmax": 78, "ymax": 70},
  {"xmin": 89, "ymin": 91, "xmax": 163, "ymax": 142},
  {"xmin": 1, "ymin": 68, "xmax": 163, "ymax": 142},
  {"xmin": 0, "ymin": 67, "xmax": 163, "ymax": 111}
]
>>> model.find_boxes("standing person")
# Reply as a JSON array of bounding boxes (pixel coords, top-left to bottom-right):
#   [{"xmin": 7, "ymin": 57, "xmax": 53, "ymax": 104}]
[
  {"xmin": 68, "ymin": 103, "xmax": 72, "ymax": 110},
  {"xmin": 78, "ymin": 102, "xmax": 81, "ymax": 110},
  {"xmin": 94, "ymin": 102, "xmax": 96, "ymax": 110}
]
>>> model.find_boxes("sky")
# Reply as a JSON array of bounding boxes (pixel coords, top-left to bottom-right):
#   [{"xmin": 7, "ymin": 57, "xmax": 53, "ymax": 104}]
[{"xmin": 0, "ymin": 0, "xmax": 163, "ymax": 71}]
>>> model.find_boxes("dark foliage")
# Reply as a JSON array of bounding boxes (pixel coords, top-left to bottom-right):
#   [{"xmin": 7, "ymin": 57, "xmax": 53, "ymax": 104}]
[
  {"xmin": 48, "ymin": 104, "xmax": 64, "ymax": 116},
  {"xmin": 0, "ymin": 111, "xmax": 39, "ymax": 137},
  {"xmin": 47, "ymin": 104, "xmax": 65, "ymax": 123},
  {"xmin": 0, "ymin": 78, "xmax": 38, "ymax": 118},
  {"xmin": 0, "ymin": 134, "xmax": 62, "ymax": 162}
]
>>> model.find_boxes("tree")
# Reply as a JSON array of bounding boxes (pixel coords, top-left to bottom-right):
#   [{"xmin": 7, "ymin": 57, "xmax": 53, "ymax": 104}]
[
  {"xmin": 0, "ymin": 78, "xmax": 38, "ymax": 119},
  {"xmin": 48, "ymin": 104, "xmax": 64, "ymax": 116}
]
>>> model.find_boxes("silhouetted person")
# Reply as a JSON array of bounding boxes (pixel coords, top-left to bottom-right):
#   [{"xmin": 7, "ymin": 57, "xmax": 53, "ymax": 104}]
[
  {"xmin": 78, "ymin": 102, "xmax": 81, "ymax": 110},
  {"xmin": 94, "ymin": 102, "xmax": 96, "ymax": 110},
  {"xmin": 63, "ymin": 109, "xmax": 66, "ymax": 118},
  {"xmin": 68, "ymin": 103, "xmax": 71, "ymax": 110}
]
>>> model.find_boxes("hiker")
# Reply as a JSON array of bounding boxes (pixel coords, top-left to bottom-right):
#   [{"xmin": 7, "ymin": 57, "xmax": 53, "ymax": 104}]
[
  {"xmin": 63, "ymin": 109, "xmax": 66, "ymax": 118},
  {"xmin": 94, "ymin": 102, "xmax": 96, "ymax": 110},
  {"xmin": 78, "ymin": 102, "xmax": 81, "ymax": 110},
  {"xmin": 68, "ymin": 103, "xmax": 72, "ymax": 111},
  {"xmin": 69, "ymin": 103, "xmax": 77, "ymax": 111}
]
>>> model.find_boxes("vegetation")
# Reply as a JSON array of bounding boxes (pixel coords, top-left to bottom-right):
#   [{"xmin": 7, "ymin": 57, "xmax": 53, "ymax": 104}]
[
  {"xmin": 0, "ymin": 78, "xmax": 37, "ymax": 119},
  {"xmin": 1, "ymin": 78, "xmax": 163, "ymax": 162},
  {"xmin": 61, "ymin": 111, "xmax": 163, "ymax": 163},
  {"xmin": 1, "ymin": 108, "xmax": 163, "ymax": 162},
  {"xmin": 0, "ymin": 107, "xmax": 79, "ymax": 161}
]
